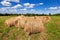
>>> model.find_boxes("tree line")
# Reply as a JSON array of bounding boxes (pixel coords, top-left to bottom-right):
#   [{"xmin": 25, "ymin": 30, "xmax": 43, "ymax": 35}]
[{"xmin": 0, "ymin": 13, "xmax": 60, "ymax": 16}]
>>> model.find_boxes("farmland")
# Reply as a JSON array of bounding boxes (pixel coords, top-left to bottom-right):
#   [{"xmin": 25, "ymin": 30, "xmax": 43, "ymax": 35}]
[{"xmin": 0, "ymin": 16, "xmax": 60, "ymax": 40}]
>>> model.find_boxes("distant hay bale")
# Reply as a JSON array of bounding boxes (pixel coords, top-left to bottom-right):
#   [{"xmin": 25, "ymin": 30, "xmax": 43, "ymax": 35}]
[
  {"xmin": 4, "ymin": 17, "xmax": 17, "ymax": 27},
  {"xmin": 42, "ymin": 16, "xmax": 51, "ymax": 23},
  {"xmin": 34, "ymin": 16, "xmax": 51, "ymax": 23},
  {"xmin": 4, "ymin": 15, "xmax": 25, "ymax": 27}
]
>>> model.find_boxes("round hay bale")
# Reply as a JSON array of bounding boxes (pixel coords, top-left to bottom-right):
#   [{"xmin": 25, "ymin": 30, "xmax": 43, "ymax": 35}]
[
  {"xmin": 4, "ymin": 17, "xmax": 17, "ymax": 27},
  {"xmin": 24, "ymin": 18, "xmax": 45, "ymax": 35}
]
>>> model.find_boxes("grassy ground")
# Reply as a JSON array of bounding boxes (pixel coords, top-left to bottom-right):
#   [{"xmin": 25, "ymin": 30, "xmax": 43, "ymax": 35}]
[{"xmin": 0, "ymin": 16, "xmax": 60, "ymax": 40}]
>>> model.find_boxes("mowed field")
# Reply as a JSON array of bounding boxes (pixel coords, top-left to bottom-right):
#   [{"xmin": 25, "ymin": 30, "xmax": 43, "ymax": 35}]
[{"xmin": 0, "ymin": 16, "xmax": 60, "ymax": 40}]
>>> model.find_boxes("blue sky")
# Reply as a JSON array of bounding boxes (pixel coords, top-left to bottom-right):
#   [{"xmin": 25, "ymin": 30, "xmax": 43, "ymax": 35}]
[{"xmin": 0, "ymin": 0, "xmax": 60, "ymax": 14}]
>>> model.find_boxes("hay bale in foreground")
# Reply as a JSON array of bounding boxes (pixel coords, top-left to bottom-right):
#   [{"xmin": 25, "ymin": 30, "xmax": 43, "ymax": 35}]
[
  {"xmin": 23, "ymin": 16, "xmax": 49, "ymax": 40},
  {"xmin": 15, "ymin": 15, "xmax": 27, "ymax": 28},
  {"xmin": 16, "ymin": 16, "xmax": 36, "ymax": 28},
  {"xmin": 24, "ymin": 18, "xmax": 46, "ymax": 35}
]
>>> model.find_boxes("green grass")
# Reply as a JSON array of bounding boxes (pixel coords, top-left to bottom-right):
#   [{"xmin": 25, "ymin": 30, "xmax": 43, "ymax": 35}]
[{"xmin": 0, "ymin": 16, "xmax": 60, "ymax": 40}]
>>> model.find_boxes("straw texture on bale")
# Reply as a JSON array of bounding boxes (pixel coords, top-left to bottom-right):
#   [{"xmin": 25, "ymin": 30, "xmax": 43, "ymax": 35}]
[
  {"xmin": 24, "ymin": 18, "xmax": 45, "ymax": 35},
  {"xmin": 34, "ymin": 16, "xmax": 51, "ymax": 23},
  {"xmin": 4, "ymin": 17, "xmax": 16, "ymax": 27}
]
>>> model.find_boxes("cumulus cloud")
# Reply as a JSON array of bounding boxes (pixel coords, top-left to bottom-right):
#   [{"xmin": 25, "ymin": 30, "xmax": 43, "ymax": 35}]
[
  {"xmin": 48, "ymin": 7, "xmax": 58, "ymax": 10},
  {"xmin": 28, "ymin": 4, "xmax": 35, "ymax": 8},
  {"xmin": 24, "ymin": 3, "xmax": 30, "ymax": 6},
  {"xmin": 0, "ymin": 7, "xmax": 36, "ymax": 14},
  {"xmin": 30, "ymin": 9, "xmax": 35, "ymax": 11},
  {"xmin": 0, "ymin": 7, "xmax": 9, "ymax": 13},
  {"xmin": 0, "ymin": 7, "xmax": 27, "ymax": 14},
  {"xmin": 39, "ymin": 3, "xmax": 44, "ymax": 5},
  {"xmin": 0, "ymin": 7, "xmax": 18, "ymax": 13},
  {"xmin": 0, "ymin": 8, "xmax": 6, "ymax": 13},
  {"xmin": 24, "ymin": 3, "xmax": 35, "ymax": 8},
  {"xmin": 12, "ymin": 4, "xmax": 22, "ymax": 8},
  {"xmin": 1, "ymin": 1, "xmax": 11, "ymax": 6},
  {"xmin": 4, "ymin": 0, "xmax": 20, "ymax": 2},
  {"xmin": 20, "ymin": 8, "xmax": 27, "ymax": 11},
  {"xmin": 59, "ymin": 6, "xmax": 60, "ymax": 9},
  {"xmin": 44, "ymin": 6, "xmax": 60, "ymax": 13}
]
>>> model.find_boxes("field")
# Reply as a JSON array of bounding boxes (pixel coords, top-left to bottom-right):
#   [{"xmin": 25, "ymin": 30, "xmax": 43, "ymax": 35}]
[{"xmin": 0, "ymin": 16, "xmax": 60, "ymax": 40}]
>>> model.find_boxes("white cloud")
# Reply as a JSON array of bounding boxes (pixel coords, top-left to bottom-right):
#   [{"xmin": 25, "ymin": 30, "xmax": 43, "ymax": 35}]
[
  {"xmin": 1, "ymin": 1, "xmax": 11, "ymax": 6},
  {"xmin": 20, "ymin": 8, "xmax": 27, "ymax": 11},
  {"xmin": 28, "ymin": 4, "xmax": 35, "ymax": 8},
  {"xmin": 30, "ymin": 9, "xmax": 35, "ymax": 11},
  {"xmin": 0, "ymin": 8, "xmax": 6, "ymax": 13},
  {"xmin": 39, "ymin": 3, "xmax": 44, "ymax": 5},
  {"xmin": 0, "ymin": 7, "xmax": 18, "ymax": 13},
  {"xmin": 44, "ymin": 6, "xmax": 60, "ymax": 14},
  {"xmin": 12, "ymin": 4, "xmax": 22, "ymax": 8},
  {"xmin": 4, "ymin": 0, "xmax": 20, "ymax": 2},
  {"xmin": 0, "ymin": 7, "xmax": 9, "ymax": 13},
  {"xmin": 24, "ymin": 3, "xmax": 35, "ymax": 8},
  {"xmin": 59, "ymin": 6, "xmax": 60, "ymax": 9},
  {"xmin": 8, "ymin": 9, "xmax": 17, "ymax": 13},
  {"xmin": 24, "ymin": 3, "xmax": 30, "ymax": 7},
  {"xmin": 48, "ymin": 7, "xmax": 58, "ymax": 10}
]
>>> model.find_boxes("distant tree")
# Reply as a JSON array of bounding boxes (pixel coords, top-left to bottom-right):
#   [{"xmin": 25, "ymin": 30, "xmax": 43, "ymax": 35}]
[{"xmin": 49, "ymin": 13, "xmax": 51, "ymax": 16}]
